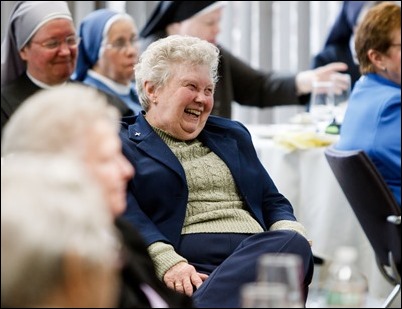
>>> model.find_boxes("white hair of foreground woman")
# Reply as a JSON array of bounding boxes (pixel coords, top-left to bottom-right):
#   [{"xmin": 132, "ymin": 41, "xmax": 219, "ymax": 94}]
[
  {"xmin": 1, "ymin": 154, "xmax": 120, "ymax": 308},
  {"xmin": 1, "ymin": 84, "xmax": 120, "ymax": 157},
  {"xmin": 135, "ymin": 34, "xmax": 220, "ymax": 111}
]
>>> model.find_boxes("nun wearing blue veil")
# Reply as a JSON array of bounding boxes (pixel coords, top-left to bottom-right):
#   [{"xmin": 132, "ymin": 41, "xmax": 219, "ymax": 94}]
[{"xmin": 73, "ymin": 9, "xmax": 142, "ymax": 115}]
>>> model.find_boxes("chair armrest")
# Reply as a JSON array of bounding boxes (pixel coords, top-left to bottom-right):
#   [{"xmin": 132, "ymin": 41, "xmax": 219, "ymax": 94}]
[{"xmin": 386, "ymin": 215, "xmax": 401, "ymax": 225}]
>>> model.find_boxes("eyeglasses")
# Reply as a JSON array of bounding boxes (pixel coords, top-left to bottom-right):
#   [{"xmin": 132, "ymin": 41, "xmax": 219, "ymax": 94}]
[
  {"xmin": 31, "ymin": 35, "xmax": 80, "ymax": 50},
  {"xmin": 105, "ymin": 37, "xmax": 138, "ymax": 52}
]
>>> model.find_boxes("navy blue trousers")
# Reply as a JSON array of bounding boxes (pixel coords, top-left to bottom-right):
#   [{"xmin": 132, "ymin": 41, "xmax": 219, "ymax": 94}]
[{"xmin": 177, "ymin": 230, "xmax": 314, "ymax": 308}]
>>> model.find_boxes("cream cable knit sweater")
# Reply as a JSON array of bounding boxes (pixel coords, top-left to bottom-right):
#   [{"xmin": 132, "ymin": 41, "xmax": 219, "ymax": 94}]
[{"xmin": 148, "ymin": 127, "xmax": 308, "ymax": 279}]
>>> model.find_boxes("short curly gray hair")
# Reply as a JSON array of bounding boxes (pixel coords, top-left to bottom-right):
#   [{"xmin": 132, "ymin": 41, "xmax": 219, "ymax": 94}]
[
  {"xmin": 135, "ymin": 35, "xmax": 220, "ymax": 111},
  {"xmin": 1, "ymin": 84, "xmax": 120, "ymax": 157}
]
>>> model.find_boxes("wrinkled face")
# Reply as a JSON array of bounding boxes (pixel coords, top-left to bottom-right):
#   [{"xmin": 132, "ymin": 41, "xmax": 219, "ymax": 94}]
[
  {"xmin": 96, "ymin": 19, "xmax": 139, "ymax": 85},
  {"xmin": 174, "ymin": 8, "xmax": 223, "ymax": 45},
  {"xmin": 383, "ymin": 29, "xmax": 401, "ymax": 85},
  {"xmin": 83, "ymin": 120, "xmax": 134, "ymax": 217},
  {"xmin": 145, "ymin": 63, "xmax": 214, "ymax": 141},
  {"xmin": 19, "ymin": 19, "xmax": 78, "ymax": 85}
]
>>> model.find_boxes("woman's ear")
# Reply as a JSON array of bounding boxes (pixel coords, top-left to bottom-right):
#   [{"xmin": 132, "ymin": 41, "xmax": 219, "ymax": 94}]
[
  {"xmin": 19, "ymin": 47, "xmax": 28, "ymax": 61},
  {"xmin": 144, "ymin": 81, "xmax": 157, "ymax": 102},
  {"xmin": 367, "ymin": 48, "xmax": 385, "ymax": 71}
]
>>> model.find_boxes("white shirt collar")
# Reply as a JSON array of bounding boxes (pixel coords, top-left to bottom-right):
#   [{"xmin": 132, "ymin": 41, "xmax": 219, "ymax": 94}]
[
  {"xmin": 26, "ymin": 71, "xmax": 67, "ymax": 89},
  {"xmin": 88, "ymin": 70, "xmax": 131, "ymax": 95}
]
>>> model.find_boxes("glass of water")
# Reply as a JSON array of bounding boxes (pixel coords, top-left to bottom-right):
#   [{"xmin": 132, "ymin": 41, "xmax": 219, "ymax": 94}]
[
  {"xmin": 309, "ymin": 80, "xmax": 335, "ymax": 134},
  {"xmin": 256, "ymin": 253, "xmax": 304, "ymax": 308},
  {"xmin": 241, "ymin": 281, "xmax": 288, "ymax": 308}
]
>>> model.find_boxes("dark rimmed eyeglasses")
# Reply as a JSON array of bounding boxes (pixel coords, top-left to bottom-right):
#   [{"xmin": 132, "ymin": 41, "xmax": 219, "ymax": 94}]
[{"xmin": 31, "ymin": 35, "xmax": 80, "ymax": 50}]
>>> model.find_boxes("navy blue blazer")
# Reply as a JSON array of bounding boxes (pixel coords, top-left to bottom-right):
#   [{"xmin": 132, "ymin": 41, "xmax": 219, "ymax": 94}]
[{"xmin": 120, "ymin": 113, "xmax": 296, "ymax": 249}]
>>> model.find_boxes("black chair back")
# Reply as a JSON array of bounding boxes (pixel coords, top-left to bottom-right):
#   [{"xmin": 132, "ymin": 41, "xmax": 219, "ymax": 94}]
[{"xmin": 324, "ymin": 147, "xmax": 401, "ymax": 277}]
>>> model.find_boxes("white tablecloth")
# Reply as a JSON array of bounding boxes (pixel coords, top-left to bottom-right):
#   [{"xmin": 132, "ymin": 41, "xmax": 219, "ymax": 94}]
[{"xmin": 246, "ymin": 124, "xmax": 397, "ymax": 303}]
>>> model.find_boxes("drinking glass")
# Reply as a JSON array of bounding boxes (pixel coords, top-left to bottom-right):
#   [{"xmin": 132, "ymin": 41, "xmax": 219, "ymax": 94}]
[
  {"xmin": 331, "ymin": 73, "xmax": 351, "ymax": 124},
  {"xmin": 309, "ymin": 81, "xmax": 335, "ymax": 133},
  {"xmin": 256, "ymin": 253, "xmax": 304, "ymax": 308},
  {"xmin": 241, "ymin": 282, "xmax": 288, "ymax": 308}
]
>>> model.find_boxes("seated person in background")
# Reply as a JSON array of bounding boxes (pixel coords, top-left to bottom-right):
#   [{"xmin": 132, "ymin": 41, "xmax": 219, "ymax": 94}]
[
  {"xmin": 139, "ymin": 1, "xmax": 348, "ymax": 118},
  {"xmin": 119, "ymin": 35, "xmax": 314, "ymax": 308},
  {"xmin": 1, "ymin": 84, "xmax": 193, "ymax": 308},
  {"xmin": 335, "ymin": 2, "xmax": 401, "ymax": 206},
  {"xmin": 1, "ymin": 1, "xmax": 131, "ymax": 130},
  {"xmin": 73, "ymin": 8, "xmax": 142, "ymax": 115},
  {"xmin": 1, "ymin": 154, "xmax": 121, "ymax": 308}
]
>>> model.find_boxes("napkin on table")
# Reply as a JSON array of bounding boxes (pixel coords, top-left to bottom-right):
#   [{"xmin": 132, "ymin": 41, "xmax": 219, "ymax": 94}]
[{"xmin": 273, "ymin": 131, "xmax": 337, "ymax": 151}]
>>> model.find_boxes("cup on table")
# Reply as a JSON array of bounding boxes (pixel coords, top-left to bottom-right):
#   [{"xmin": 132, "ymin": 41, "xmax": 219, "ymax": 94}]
[
  {"xmin": 240, "ymin": 281, "xmax": 288, "ymax": 308},
  {"xmin": 256, "ymin": 253, "xmax": 304, "ymax": 308}
]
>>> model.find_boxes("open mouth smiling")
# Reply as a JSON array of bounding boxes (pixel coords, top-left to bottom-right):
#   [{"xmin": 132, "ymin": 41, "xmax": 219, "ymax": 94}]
[{"xmin": 185, "ymin": 108, "xmax": 202, "ymax": 118}]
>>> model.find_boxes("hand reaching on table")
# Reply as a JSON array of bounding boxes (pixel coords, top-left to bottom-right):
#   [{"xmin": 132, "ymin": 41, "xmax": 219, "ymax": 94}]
[{"xmin": 296, "ymin": 62, "xmax": 349, "ymax": 94}]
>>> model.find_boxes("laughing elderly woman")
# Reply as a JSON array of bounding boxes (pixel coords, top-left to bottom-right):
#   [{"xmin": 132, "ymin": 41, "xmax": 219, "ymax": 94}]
[{"xmin": 119, "ymin": 35, "xmax": 314, "ymax": 308}]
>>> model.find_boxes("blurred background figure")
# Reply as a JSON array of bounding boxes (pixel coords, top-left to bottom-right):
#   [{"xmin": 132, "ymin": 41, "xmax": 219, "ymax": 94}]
[
  {"xmin": 73, "ymin": 8, "xmax": 142, "ymax": 115},
  {"xmin": 335, "ymin": 2, "xmax": 401, "ymax": 206},
  {"xmin": 139, "ymin": 1, "xmax": 348, "ymax": 119},
  {"xmin": 1, "ymin": 84, "xmax": 193, "ymax": 308},
  {"xmin": 1, "ymin": 154, "xmax": 121, "ymax": 308},
  {"xmin": 1, "ymin": 1, "xmax": 131, "ymax": 131},
  {"xmin": 311, "ymin": 1, "xmax": 366, "ymax": 90},
  {"xmin": 311, "ymin": 1, "xmax": 393, "ymax": 90}
]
